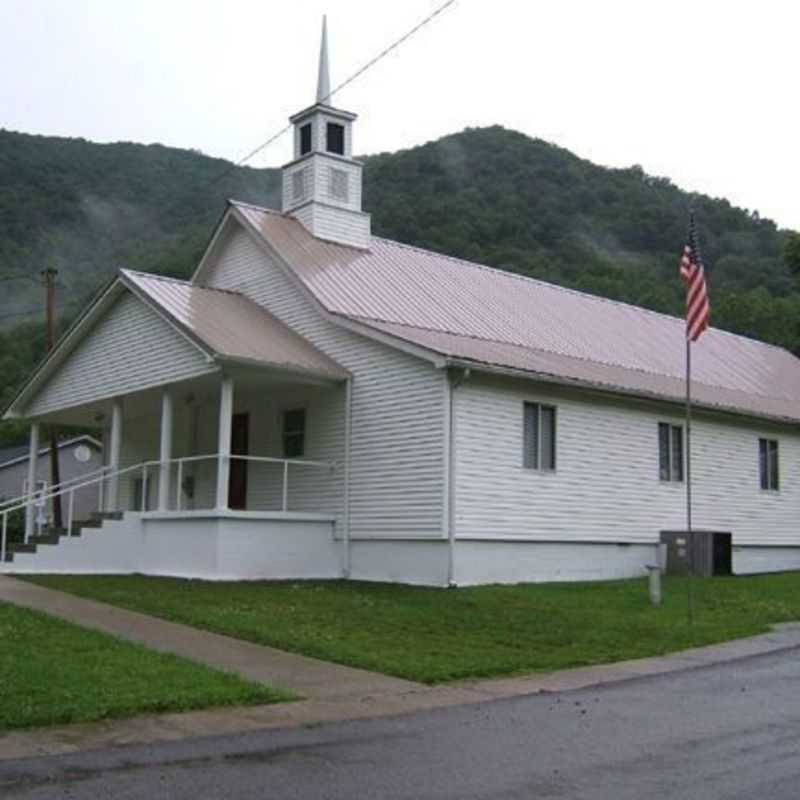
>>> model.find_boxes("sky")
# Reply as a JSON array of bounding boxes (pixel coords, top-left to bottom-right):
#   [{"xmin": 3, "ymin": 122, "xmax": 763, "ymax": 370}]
[{"xmin": 1, "ymin": 0, "xmax": 798, "ymax": 230}]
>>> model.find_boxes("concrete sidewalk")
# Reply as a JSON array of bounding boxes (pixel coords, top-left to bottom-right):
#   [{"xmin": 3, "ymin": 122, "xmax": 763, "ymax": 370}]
[
  {"xmin": 0, "ymin": 575, "xmax": 418, "ymax": 702},
  {"xmin": 2, "ymin": 574, "xmax": 800, "ymax": 761}
]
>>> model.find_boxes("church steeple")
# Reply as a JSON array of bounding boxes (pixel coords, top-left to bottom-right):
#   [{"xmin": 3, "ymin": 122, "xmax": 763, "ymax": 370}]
[
  {"xmin": 280, "ymin": 17, "xmax": 371, "ymax": 249},
  {"xmin": 316, "ymin": 16, "xmax": 331, "ymax": 104}
]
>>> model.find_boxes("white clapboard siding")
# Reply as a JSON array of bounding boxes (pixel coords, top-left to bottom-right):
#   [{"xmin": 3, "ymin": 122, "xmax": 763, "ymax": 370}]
[
  {"xmin": 26, "ymin": 292, "xmax": 216, "ymax": 417},
  {"xmin": 118, "ymin": 413, "xmax": 160, "ymax": 511},
  {"xmin": 454, "ymin": 374, "xmax": 800, "ymax": 546},
  {"xmin": 308, "ymin": 203, "xmax": 371, "ymax": 250},
  {"xmin": 201, "ymin": 223, "xmax": 445, "ymax": 538}
]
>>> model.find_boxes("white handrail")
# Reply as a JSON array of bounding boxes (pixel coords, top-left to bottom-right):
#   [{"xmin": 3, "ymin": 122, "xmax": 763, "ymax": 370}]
[
  {"xmin": 0, "ymin": 463, "xmax": 111, "ymax": 511},
  {"xmin": 0, "ymin": 459, "xmax": 153, "ymax": 557},
  {"xmin": 0, "ymin": 452, "xmax": 339, "ymax": 559},
  {"xmin": 229, "ymin": 454, "xmax": 336, "ymax": 469}
]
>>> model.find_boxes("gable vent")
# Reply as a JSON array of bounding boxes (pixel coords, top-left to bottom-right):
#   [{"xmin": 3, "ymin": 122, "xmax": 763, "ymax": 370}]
[
  {"xmin": 292, "ymin": 169, "xmax": 307, "ymax": 203},
  {"xmin": 329, "ymin": 168, "xmax": 349, "ymax": 202}
]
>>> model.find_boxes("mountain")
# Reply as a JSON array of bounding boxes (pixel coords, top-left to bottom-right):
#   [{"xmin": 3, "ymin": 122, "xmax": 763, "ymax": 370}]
[
  {"xmin": 0, "ymin": 125, "xmax": 798, "ymax": 442},
  {"xmin": 365, "ymin": 127, "xmax": 798, "ymax": 350},
  {"xmin": 0, "ymin": 129, "xmax": 281, "ymax": 323}
]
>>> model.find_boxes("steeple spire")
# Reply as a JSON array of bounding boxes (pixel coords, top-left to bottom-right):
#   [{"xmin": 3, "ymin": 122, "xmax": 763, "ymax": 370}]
[
  {"xmin": 282, "ymin": 15, "xmax": 370, "ymax": 248},
  {"xmin": 316, "ymin": 15, "xmax": 331, "ymax": 104}
]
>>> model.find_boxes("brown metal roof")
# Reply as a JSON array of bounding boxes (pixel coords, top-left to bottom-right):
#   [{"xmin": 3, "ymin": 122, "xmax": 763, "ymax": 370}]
[
  {"xmin": 123, "ymin": 269, "xmax": 348, "ymax": 381},
  {"xmin": 232, "ymin": 202, "xmax": 800, "ymax": 423}
]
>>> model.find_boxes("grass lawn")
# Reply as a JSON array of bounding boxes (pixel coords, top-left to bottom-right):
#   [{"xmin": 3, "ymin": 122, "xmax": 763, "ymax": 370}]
[
  {"xmin": 0, "ymin": 601, "xmax": 293, "ymax": 730},
  {"xmin": 24, "ymin": 573, "xmax": 800, "ymax": 684}
]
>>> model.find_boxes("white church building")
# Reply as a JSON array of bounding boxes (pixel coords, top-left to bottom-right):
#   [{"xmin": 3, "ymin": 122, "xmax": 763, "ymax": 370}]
[{"xmin": 2, "ymin": 25, "xmax": 799, "ymax": 585}]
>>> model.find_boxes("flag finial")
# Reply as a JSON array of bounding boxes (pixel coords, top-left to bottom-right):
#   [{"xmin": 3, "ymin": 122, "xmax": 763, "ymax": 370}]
[{"xmin": 316, "ymin": 15, "xmax": 331, "ymax": 104}]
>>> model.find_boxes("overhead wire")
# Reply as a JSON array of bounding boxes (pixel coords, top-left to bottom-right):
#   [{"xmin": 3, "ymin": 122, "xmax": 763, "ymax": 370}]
[
  {"xmin": 1, "ymin": 1, "xmax": 459, "ymax": 330},
  {"xmin": 210, "ymin": 0, "xmax": 458, "ymax": 182}
]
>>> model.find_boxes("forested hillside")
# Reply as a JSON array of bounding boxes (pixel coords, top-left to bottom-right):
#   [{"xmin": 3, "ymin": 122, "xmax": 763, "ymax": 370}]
[{"xmin": 1, "ymin": 125, "xmax": 798, "ymax": 443}]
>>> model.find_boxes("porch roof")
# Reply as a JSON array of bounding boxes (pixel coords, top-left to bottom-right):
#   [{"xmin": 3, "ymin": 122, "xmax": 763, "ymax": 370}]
[
  {"xmin": 123, "ymin": 270, "xmax": 349, "ymax": 381},
  {"xmin": 3, "ymin": 269, "xmax": 348, "ymax": 421}
]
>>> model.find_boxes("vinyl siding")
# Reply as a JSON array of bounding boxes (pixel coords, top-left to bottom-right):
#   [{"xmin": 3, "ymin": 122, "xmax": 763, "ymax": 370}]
[
  {"xmin": 307, "ymin": 203, "xmax": 370, "ymax": 249},
  {"xmin": 200, "ymin": 223, "xmax": 445, "ymax": 538},
  {"xmin": 26, "ymin": 292, "xmax": 217, "ymax": 418},
  {"xmin": 282, "ymin": 155, "xmax": 362, "ymax": 213},
  {"xmin": 117, "ymin": 413, "xmax": 160, "ymax": 511},
  {"xmin": 454, "ymin": 373, "xmax": 800, "ymax": 546}
]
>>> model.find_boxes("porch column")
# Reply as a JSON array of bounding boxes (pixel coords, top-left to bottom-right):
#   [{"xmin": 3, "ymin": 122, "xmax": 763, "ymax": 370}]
[
  {"xmin": 215, "ymin": 375, "xmax": 234, "ymax": 510},
  {"xmin": 24, "ymin": 422, "xmax": 40, "ymax": 541},
  {"xmin": 107, "ymin": 398, "xmax": 123, "ymax": 512},
  {"xmin": 157, "ymin": 388, "xmax": 173, "ymax": 511}
]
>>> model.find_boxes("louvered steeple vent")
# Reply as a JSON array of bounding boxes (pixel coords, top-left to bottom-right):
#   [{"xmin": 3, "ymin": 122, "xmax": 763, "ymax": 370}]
[{"xmin": 281, "ymin": 16, "xmax": 371, "ymax": 249}]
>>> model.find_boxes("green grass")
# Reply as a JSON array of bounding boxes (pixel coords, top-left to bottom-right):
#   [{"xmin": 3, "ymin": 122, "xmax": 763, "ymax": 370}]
[
  {"xmin": 24, "ymin": 573, "xmax": 800, "ymax": 684},
  {"xmin": 0, "ymin": 601, "xmax": 293, "ymax": 730}
]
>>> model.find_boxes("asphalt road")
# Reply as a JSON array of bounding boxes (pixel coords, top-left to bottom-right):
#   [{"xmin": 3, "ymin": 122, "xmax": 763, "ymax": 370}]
[{"xmin": 4, "ymin": 647, "xmax": 800, "ymax": 800}]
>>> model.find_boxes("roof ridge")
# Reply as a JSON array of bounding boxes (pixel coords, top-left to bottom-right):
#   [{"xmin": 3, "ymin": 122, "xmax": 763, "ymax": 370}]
[
  {"xmin": 122, "ymin": 268, "xmax": 247, "ymax": 299},
  {"xmin": 229, "ymin": 199, "xmax": 285, "ymax": 217}
]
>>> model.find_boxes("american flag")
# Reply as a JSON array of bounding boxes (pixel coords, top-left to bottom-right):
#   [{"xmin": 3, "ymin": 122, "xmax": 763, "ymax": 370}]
[{"xmin": 680, "ymin": 212, "xmax": 710, "ymax": 342}]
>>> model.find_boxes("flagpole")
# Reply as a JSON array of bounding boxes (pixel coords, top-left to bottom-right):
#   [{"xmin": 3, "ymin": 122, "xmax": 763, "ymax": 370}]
[{"xmin": 685, "ymin": 336, "xmax": 694, "ymax": 625}]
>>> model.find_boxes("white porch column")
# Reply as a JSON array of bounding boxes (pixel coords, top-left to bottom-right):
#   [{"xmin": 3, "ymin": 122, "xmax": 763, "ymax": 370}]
[
  {"xmin": 107, "ymin": 398, "xmax": 123, "ymax": 512},
  {"xmin": 215, "ymin": 375, "xmax": 234, "ymax": 510},
  {"xmin": 24, "ymin": 422, "xmax": 40, "ymax": 541},
  {"xmin": 157, "ymin": 388, "xmax": 174, "ymax": 512}
]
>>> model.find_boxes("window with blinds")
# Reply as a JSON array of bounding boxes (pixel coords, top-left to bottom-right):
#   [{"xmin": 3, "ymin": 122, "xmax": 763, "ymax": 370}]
[
  {"xmin": 658, "ymin": 423, "xmax": 684, "ymax": 482},
  {"xmin": 523, "ymin": 402, "xmax": 556, "ymax": 470},
  {"xmin": 283, "ymin": 409, "xmax": 306, "ymax": 459},
  {"xmin": 759, "ymin": 438, "xmax": 779, "ymax": 491}
]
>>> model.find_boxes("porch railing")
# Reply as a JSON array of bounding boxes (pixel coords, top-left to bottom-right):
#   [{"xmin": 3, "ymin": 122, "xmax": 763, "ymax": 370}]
[
  {"xmin": 136, "ymin": 454, "xmax": 336, "ymax": 513},
  {"xmin": 0, "ymin": 463, "xmax": 110, "ymax": 513},
  {"xmin": 0, "ymin": 461, "xmax": 147, "ymax": 563},
  {"xmin": 0, "ymin": 454, "xmax": 337, "ymax": 562}
]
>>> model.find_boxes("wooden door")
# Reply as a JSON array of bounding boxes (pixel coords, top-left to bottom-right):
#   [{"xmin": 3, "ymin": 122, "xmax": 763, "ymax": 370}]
[{"xmin": 228, "ymin": 413, "xmax": 249, "ymax": 510}]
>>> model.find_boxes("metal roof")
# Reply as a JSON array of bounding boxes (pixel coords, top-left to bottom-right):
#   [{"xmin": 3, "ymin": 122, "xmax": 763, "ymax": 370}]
[
  {"xmin": 123, "ymin": 270, "xmax": 348, "ymax": 381},
  {"xmin": 232, "ymin": 202, "xmax": 800, "ymax": 424}
]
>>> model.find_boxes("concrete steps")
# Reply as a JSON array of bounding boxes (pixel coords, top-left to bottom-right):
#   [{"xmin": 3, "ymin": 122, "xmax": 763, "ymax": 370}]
[
  {"xmin": 3, "ymin": 518, "xmax": 107, "ymax": 563},
  {"xmin": 1, "ymin": 513, "xmax": 142, "ymax": 574}
]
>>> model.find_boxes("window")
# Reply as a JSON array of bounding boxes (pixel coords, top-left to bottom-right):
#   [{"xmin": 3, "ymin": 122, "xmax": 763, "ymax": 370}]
[
  {"xmin": 658, "ymin": 423, "xmax": 684, "ymax": 482},
  {"xmin": 326, "ymin": 122, "xmax": 345, "ymax": 155},
  {"xmin": 329, "ymin": 167, "xmax": 349, "ymax": 201},
  {"xmin": 299, "ymin": 123, "xmax": 312, "ymax": 155},
  {"xmin": 283, "ymin": 409, "xmax": 306, "ymax": 458},
  {"xmin": 759, "ymin": 438, "xmax": 779, "ymax": 491},
  {"xmin": 523, "ymin": 402, "xmax": 556, "ymax": 470},
  {"xmin": 292, "ymin": 168, "xmax": 306, "ymax": 203}
]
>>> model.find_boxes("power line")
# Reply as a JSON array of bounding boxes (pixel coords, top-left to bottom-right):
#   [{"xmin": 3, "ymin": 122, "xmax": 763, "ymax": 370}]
[
  {"xmin": 1, "ymin": 2, "xmax": 459, "ymax": 320},
  {"xmin": 213, "ymin": 0, "xmax": 458, "ymax": 181}
]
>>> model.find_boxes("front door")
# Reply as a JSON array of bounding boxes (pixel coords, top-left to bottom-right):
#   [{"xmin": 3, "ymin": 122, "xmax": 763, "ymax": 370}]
[{"xmin": 228, "ymin": 413, "xmax": 249, "ymax": 510}]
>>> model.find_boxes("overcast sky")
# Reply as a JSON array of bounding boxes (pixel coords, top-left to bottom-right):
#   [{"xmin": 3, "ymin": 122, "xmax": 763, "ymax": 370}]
[{"xmin": 2, "ymin": 0, "xmax": 798, "ymax": 230}]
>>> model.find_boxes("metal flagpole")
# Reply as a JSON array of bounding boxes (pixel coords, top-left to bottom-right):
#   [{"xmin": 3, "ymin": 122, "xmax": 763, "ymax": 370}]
[
  {"xmin": 685, "ymin": 337, "xmax": 694, "ymax": 625},
  {"xmin": 680, "ymin": 205, "xmax": 709, "ymax": 626}
]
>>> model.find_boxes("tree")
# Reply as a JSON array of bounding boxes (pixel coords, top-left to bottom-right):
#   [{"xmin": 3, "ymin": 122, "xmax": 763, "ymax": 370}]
[{"xmin": 785, "ymin": 232, "xmax": 800, "ymax": 276}]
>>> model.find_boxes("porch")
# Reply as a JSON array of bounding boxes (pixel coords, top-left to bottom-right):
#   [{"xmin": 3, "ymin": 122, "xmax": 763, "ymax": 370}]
[{"xmin": 3, "ymin": 367, "xmax": 349, "ymax": 579}]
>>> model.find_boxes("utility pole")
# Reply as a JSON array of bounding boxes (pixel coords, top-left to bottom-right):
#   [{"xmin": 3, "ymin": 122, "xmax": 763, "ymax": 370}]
[{"xmin": 42, "ymin": 266, "xmax": 62, "ymax": 530}]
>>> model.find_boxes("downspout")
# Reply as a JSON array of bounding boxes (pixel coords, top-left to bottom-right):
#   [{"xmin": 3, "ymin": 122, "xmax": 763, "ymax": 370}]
[
  {"xmin": 342, "ymin": 376, "xmax": 353, "ymax": 578},
  {"xmin": 446, "ymin": 367, "xmax": 470, "ymax": 587}
]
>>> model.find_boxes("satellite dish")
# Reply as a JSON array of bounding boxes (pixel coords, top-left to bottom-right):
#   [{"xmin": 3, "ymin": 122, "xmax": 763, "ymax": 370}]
[{"xmin": 74, "ymin": 444, "xmax": 92, "ymax": 463}]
